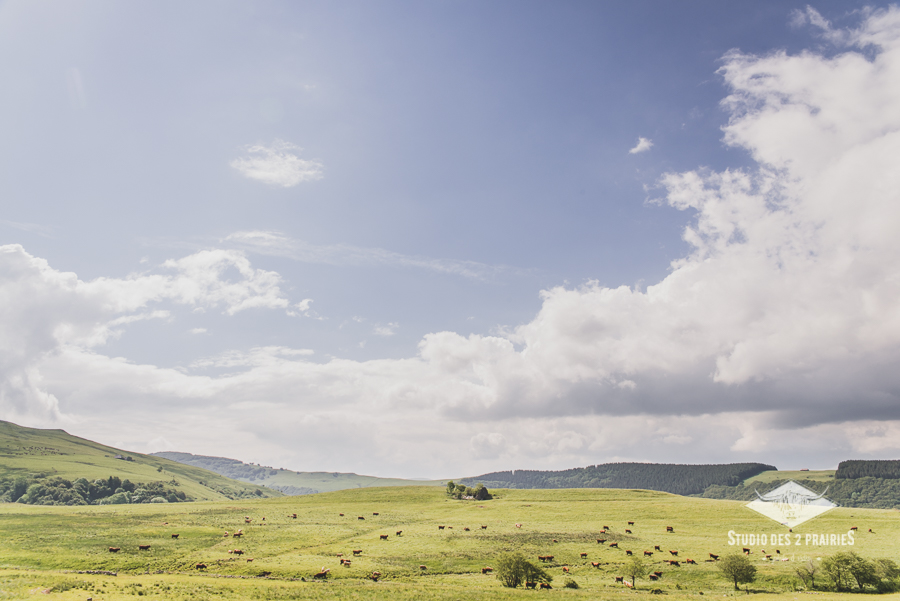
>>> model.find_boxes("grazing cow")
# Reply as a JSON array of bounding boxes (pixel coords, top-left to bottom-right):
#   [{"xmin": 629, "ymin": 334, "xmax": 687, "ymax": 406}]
[
  {"xmin": 196, "ymin": 563, "xmax": 207, "ymax": 569},
  {"xmin": 686, "ymin": 558, "xmax": 696, "ymax": 564},
  {"xmin": 233, "ymin": 532, "xmax": 243, "ymax": 538},
  {"xmin": 649, "ymin": 574, "xmax": 659, "ymax": 581},
  {"xmin": 447, "ymin": 526, "xmax": 453, "ymax": 529},
  {"xmin": 352, "ymin": 550, "xmax": 362, "ymax": 556},
  {"xmin": 776, "ymin": 550, "xmax": 780, "ymax": 554},
  {"xmin": 438, "ymin": 525, "xmax": 445, "ymax": 530},
  {"xmin": 291, "ymin": 514, "xmax": 297, "ymax": 519},
  {"xmin": 342, "ymin": 560, "xmax": 351, "ymax": 567},
  {"xmin": 668, "ymin": 560, "xmax": 680, "ymax": 567},
  {"xmin": 552, "ymin": 539, "xmax": 558, "ymax": 543},
  {"xmin": 562, "ymin": 566, "xmax": 569, "ymax": 573},
  {"xmin": 540, "ymin": 583, "xmax": 552, "ymax": 590},
  {"xmin": 108, "ymin": 547, "xmax": 120, "ymax": 553},
  {"xmin": 358, "ymin": 516, "xmax": 365, "ymax": 520},
  {"xmin": 419, "ymin": 565, "xmax": 427, "ymax": 570},
  {"xmin": 369, "ymin": 572, "xmax": 380, "ymax": 582},
  {"xmin": 464, "ymin": 527, "xmax": 470, "ymax": 531},
  {"xmin": 709, "ymin": 553, "xmax": 719, "ymax": 560},
  {"xmin": 481, "ymin": 525, "xmax": 487, "ymax": 530},
  {"xmin": 224, "ymin": 532, "xmax": 230, "ymax": 537},
  {"xmin": 482, "ymin": 567, "xmax": 493, "ymax": 574},
  {"xmin": 396, "ymin": 531, "xmax": 403, "ymax": 536},
  {"xmin": 245, "ymin": 519, "xmax": 251, "ymax": 524},
  {"xmin": 591, "ymin": 562, "xmax": 600, "ymax": 568},
  {"xmin": 609, "ymin": 542, "xmax": 619, "ymax": 548},
  {"xmin": 626, "ymin": 550, "xmax": 633, "ymax": 556},
  {"xmin": 380, "ymin": 535, "xmax": 389, "ymax": 540},
  {"xmin": 339, "ymin": 513, "xmax": 344, "ymax": 516},
  {"xmin": 580, "ymin": 552, "xmax": 588, "ymax": 558},
  {"xmin": 869, "ymin": 529, "xmax": 875, "ymax": 533},
  {"xmin": 625, "ymin": 529, "xmax": 632, "ymax": 534},
  {"xmin": 373, "ymin": 512, "xmax": 379, "ymax": 516},
  {"xmin": 233, "ymin": 550, "xmax": 244, "ymax": 555},
  {"xmin": 138, "ymin": 545, "xmax": 151, "ymax": 551},
  {"xmin": 669, "ymin": 550, "xmax": 678, "ymax": 556},
  {"xmin": 603, "ymin": 525, "xmax": 610, "ymax": 530},
  {"xmin": 742, "ymin": 548, "xmax": 750, "ymax": 554},
  {"xmin": 850, "ymin": 526, "xmax": 858, "ymax": 531},
  {"xmin": 654, "ymin": 545, "xmax": 661, "ymax": 551},
  {"xmin": 666, "ymin": 526, "xmax": 674, "ymax": 533},
  {"xmin": 313, "ymin": 571, "xmax": 329, "ymax": 580},
  {"xmin": 597, "ymin": 539, "xmax": 607, "ymax": 544},
  {"xmin": 615, "ymin": 576, "xmax": 624, "ymax": 583},
  {"xmin": 653, "ymin": 571, "xmax": 663, "ymax": 577},
  {"xmin": 515, "ymin": 523, "xmax": 522, "ymax": 528},
  {"xmin": 764, "ymin": 555, "xmax": 772, "ymax": 560},
  {"xmin": 172, "ymin": 533, "xmax": 180, "ymax": 539},
  {"xmin": 644, "ymin": 551, "xmax": 653, "ymax": 557},
  {"xmin": 628, "ymin": 521, "xmax": 635, "ymax": 526},
  {"xmin": 337, "ymin": 553, "xmax": 343, "ymax": 557},
  {"xmin": 526, "ymin": 582, "xmax": 537, "ymax": 589}
]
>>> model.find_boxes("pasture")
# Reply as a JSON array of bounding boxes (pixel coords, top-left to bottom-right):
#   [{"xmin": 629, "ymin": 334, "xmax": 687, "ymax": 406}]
[{"xmin": 0, "ymin": 486, "xmax": 898, "ymax": 600}]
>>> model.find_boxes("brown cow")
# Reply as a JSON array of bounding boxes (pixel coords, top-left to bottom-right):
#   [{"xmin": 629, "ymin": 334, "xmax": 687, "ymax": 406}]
[
  {"xmin": 464, "ymin": 527, "xmax": 470, "ymax": 531},
  {"xmin": 373, "ymin": 512, "xmax": 379, "ymax": 516},
  {"xmin": 580, "ymin": 552, "xmax": 588, "ymax": 558},
  {"xmin": 380, "ymin": 534, "xmax": 389, "ymax": 540},
  {"xmin": 339, "ymin": 513, "xmax": 344, "ymax": 516},
  {"xmin": 666, "ymin": 526, "xmax": 674, "ymax": 533},
  {"xmin": 653, "ymin": 571, "xmax": 663, "ymax": 577},
  {"xmin": 342, "ymin": 560, "xmax": 351, "ymax": 567},
  {"xmin": 438, "ymin": 525, "xmax": 445, "ymax": 530},
  {"xmin": 233, "ymin": 550, "xmax": 244, "ymax": 555},
  {"xmin": 233, "ymin": 532, "xmax": 243, "ymax": 538},
  {"xmin": 850, "ymin": 526, "xmax": 858, "ymax": 531},
  {"xmin": 644, "ymin": 551, "xmax": 653, "ymax": 557},
  {"xmin": 609, "ymin": 542, "xmax": 618, "ymax": 548},
  {"xmin": 628, "ymin": 521, "xmax": 635, "ymax": 526},
  {"xmin": 625, "ymin": 529, "xmax": 632, "ymax": 534},
  {"xmin": 138, "ymin": 545, "xmax": 151, "ymax": 551},
  {"xmin": 515, "ymin": 523, "xmax": 522, "ymax": 528},
  {"xmin": 196, "ymin": 563, "xmax": 207, "ymax": 569},
  {"xmin": 649, "ymin": 574, "xmax": 659, "ymax": 580},
  {"xmin": 668, "ymin": 560, "xmax": 680, "ymax": 566},
  {"xmin": 625, "ymin": 550, "xmax": 633, "ymax": 556},
  {"xmin": 869, "ymin": 529, "xmax": 875, "ymax": 533},
  {"xmin": 597, "ymin": 539, "xmax": 607, "ymax": 544},
  {"xmin": 591, "ymin": 562, "xmax": 600, "ymax": 568},
  {"xmin": 358, "ymin": 516, "xmax": 365, "ymax": 520},
  {"xmin": 481, "ymin": 525, "xmax": 488, "ymax": 530},
  {"xmin": 313, "ymin": 571, "xmax": 329, "ymax": 580},
  {"xmin": 419, "ymin": 565, "xmax": 427, "ymax": 570},
  {"xmin": 291, "ymin": 513, "xmax": 297, "ymax": 519},
  {"xmin": 669, "ymin": 550, "xmax": 678, "ymax": 556},
  {"xmin": 369, "ymin": 572, "xmax": 380, "ymax": 581},
  {"xmin": 603, "ymin": 525, "xmax": 610, "ymax": 530},
  {"xmin": 108, "ymin": 547, "xmax": 120, "ymax": 553},
  {"xmin": 742, "ymin": 548, "xmax": 750, "ymax": 554},
  {"xmin": 709, "ymin": 553, "xmax": 719, "ymax": 560},
  {"xmin": 482, "ymin": 567, "xmax": 493, "ymax": 574},
  {"xmin": 654, "ymin": 545, "xmax": 661, "ymax": 551},
  {"xmin": 396, "ymin": 530, "xmax": 403, "ymax": 536},
  {"xmin": 247, "ymin": 558, "xmax": 254, "ymax": 562},
  {"xmin": 352, "ymin": 550, "xmax": 362, "ymax": 556},
  {"xmin": 685, "ymin": 558, "xmax": 696, "ymax": 564},
  {"xmin": 615, "ymin": 576, "xmax": 624, "ymax": 583},
  {"xmin": 562, "ymin": 566, "xmax": 569, "ymax": 573},
  {"xmin": 172, "ymin": 534, "xmax": 179, "ymax": 539},
  {"xmin": 540, "ymin": 583, "xmax": 552, "ymax": 590}
]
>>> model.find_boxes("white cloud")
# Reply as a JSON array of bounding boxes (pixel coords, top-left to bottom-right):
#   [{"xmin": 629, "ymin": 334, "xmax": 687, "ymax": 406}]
[
  {"xmin": 5, "ymin": 9, "xmax": 900, "ymax": 476},
  {"xmin": 374, "ymin": 323, "xmax": 398, "ymax": 337},
  {"xmin": 229, "ymin": 140, "xmax": 323, "ymax": 187},
  {"xmin": 629, "ymin": 137, "xmax": 653, "ymax": 154},
  {"xmin": 189, "ymin": 328, "xmax": 207, "ymax": 335}
]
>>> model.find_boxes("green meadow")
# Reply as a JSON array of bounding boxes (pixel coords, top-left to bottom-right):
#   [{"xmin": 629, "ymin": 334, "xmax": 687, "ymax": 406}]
[{"xmin": 1, "ymin": 486, "xmax": 898, "ymax": 600}]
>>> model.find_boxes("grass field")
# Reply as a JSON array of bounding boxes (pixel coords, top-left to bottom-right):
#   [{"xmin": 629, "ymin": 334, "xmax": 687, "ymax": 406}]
[
  {"xmin": 1, "ymin": 486, "xmax": 898, "ymax": 600},
  {"xmin": 0, "ymin": 421, "xmax": 277, "ymax": 502},
  {"xmin": 744, "ymin": 471, "xmax": 836, "ymax": 485}
]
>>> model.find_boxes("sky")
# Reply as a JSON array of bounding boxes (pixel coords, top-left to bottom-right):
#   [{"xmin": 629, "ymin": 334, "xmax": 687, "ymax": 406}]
[{"xmin": 2, "ymin": 1, "xmax": 900, "ymax": 478}]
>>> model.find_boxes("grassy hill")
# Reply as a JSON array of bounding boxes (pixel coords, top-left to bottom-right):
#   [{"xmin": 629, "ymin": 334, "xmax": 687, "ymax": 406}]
[
  {"xmin": 0, "ymin": 485, "xmax": 897, "ymax": 600},
  {"xmin": 744, "ymin": 470, "xmax": 836, "ymax": 485},
  {"xmin": 0, "ymin": 420, "xmax": 279, "ymax": 503},
  {"xmin": 152, "ymin": 451, "xmax": 448, "ymax": 494}
]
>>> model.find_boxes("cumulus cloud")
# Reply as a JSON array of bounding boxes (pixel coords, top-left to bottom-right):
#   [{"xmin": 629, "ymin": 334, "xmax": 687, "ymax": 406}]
[
  {"xmin": 230, "ymin": 140, "xmax": 323, "ymax": 187},
  {"xmin": 629, "ymin": 137, "xmax": 653, "ymax": 154},
  {"xmin": 5, "ymin": 9, "xmax": 900, "ymax": 476}
]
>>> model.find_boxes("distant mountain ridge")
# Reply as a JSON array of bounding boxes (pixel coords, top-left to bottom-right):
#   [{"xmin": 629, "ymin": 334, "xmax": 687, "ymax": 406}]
[
  {"xmin": 460, "ymin": 462, "xmax": 777, "ymax": 496},
  {"xmin": 152, "ymin": 451, "xmax": 448, "ymax": 494}
]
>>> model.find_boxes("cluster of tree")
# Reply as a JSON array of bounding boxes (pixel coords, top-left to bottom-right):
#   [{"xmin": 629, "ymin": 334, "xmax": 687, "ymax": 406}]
[
  {"xmin": 699, "ymin": 477, "xmax": 900, "ymax": 509},
  {"xmin": 0, "ymin": 474, "xmax": 189, "ymax": 506},
  {"xmin": 836, "ymin": 460, "xmax": 900, "ymax": 480},
  {"xmin": 495, "ymin": 552, "xmax": 552, "ymax": 588},
  {"xmin": 459, "ymin": 462, "xmax": 775, "ymax": 496},
  {"xmin": 798, "ymin": 552, "xmax": 900, "ymax": 592},
  {"xmin": 153, "ymin": 452, "xmax": 281, "ymax": 482},
  {"xmin": 446, "ymin": 481, "xmax": 492, "ymax": 500}
]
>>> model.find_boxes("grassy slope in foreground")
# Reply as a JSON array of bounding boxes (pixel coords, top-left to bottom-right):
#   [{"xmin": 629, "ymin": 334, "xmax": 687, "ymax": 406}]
[
  {"xmin": 0, "ymin": 486, "xmax": 897, "ymax": 600},
  {"xmin": 0, "ymin": 421, "xmax": 278, "ymax": 502},
  {"xmin": 153, "ymin": 451, "xmax": 448, "ymax": 494}
]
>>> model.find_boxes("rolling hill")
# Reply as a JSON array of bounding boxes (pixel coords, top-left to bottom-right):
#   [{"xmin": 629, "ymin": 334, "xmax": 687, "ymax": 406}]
[
  {"xmin": 0, "ymin": 420, "xmax": 279, "ymax": 503},
  {"xmin": 152, "ymin": 451, "xmax": 448, "ymax": 494}
]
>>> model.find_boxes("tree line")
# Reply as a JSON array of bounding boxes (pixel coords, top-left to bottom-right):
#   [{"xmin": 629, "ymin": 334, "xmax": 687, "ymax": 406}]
[
  {"xmin": 459, "ymin": 462, "xmax": 775, "ymax": 496},
  {"xmin": 0, "ymin": 474, "xmax": 189, "ymax": 506},
  {"xmin": 699, "ymin": 477, "xmax": 900, "ymax": 509},
  {"xmin": 835, "ymin": 460, "xmax": 900, "ymax": 480}
]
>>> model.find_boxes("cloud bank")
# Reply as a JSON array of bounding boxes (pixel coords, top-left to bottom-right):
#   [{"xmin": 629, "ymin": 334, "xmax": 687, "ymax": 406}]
[{"xmin": 4, "ymin": 8, "xmax": 900, "ymax": 476}]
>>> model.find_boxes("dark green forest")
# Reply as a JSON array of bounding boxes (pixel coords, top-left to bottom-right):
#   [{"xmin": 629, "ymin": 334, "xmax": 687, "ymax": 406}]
[
  {"xmin": 836, "ymin": 460, "xmax": 900, "ymax": 480},
  {"xmin": 0, "ymin": 474, "xmax": 189, "ymax": 506},
  {"xmin": 459, "ymin": 462, "xmax": 775, "ymax": 496},
  {"xmin": 700, "ymin": 477, "xmax": 900, "ymax": 509}
]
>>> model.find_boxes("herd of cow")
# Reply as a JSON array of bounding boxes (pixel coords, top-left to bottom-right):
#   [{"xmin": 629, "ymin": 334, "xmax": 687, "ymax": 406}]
[{"xmin": 100, "ymin": 512, "xmax": 826, "ymax": 587}]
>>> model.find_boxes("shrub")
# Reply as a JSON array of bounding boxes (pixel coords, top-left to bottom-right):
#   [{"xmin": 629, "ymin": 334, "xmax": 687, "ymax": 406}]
[
  {"xmin": 495, "ymin": 552, "xmax": 552, "ymax": 588},
  {"xmin": 718, "ymin": 554, "xmax": 756, "ymax": 590}
]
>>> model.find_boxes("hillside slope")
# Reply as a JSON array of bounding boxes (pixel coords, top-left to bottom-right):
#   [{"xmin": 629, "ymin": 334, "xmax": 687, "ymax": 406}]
[
  {"xmin": 0, "ymin": 420, "xmax": 279, "ymax": 503},
  {"xmin": 153, "ymin": 451, "xmax": 447, "ymax": 494}
]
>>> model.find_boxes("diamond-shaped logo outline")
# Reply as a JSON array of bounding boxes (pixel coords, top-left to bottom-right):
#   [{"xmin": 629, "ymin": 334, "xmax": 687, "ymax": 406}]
[{"xmin": 745, "ymin": 480, "xmax": 837, "ymax": 528}]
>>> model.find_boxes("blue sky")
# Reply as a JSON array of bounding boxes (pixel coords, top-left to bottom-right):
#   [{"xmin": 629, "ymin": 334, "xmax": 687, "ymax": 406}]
[{"xmin": 2, "ymin": 1, "xmax": 899, "ymax": 477}]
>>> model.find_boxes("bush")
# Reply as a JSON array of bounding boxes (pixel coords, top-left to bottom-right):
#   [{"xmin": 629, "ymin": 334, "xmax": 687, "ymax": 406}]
[
  {"xmin": 563, "ymin": 578, "xmax": 579, "ymax": 589},
  {"xmin": 719, "ymin": 554, "xmax": 756, "ymax": 590},
  {"xmin": 495, "ymin": 552, "xmax": 551, "ymax": 588}
]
